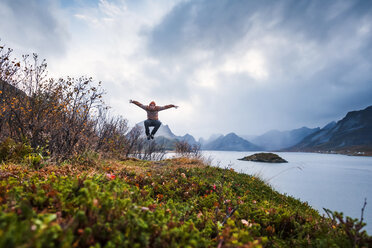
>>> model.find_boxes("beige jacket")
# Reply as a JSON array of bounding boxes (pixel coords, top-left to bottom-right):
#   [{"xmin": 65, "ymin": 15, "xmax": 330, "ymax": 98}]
[{"xmin": 132, "ymin": 101, "xmax": 175, "ymax": 120}]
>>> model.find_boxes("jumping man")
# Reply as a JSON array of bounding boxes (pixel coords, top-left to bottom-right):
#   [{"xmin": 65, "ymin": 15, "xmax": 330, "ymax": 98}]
[{"xmin": 130, "ymin": 100, "xmax": 178, "ymax": 140}]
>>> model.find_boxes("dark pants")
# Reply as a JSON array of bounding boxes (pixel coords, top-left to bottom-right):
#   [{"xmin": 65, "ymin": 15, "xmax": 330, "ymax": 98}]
[{"xmin": 144, "ymin": 119, "xmax": 161, "ymax": 136}]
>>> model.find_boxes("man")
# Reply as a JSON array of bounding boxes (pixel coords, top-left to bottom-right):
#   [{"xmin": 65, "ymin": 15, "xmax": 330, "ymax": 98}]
[{"xmin": 130, "ymin": 100, "xmax": 178, "ymax": 140}]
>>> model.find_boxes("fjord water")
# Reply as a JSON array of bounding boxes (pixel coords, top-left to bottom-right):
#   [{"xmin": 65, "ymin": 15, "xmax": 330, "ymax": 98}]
[{"xmin": 202, "ymin": 151, "xmax": 372, "ymax": 234}]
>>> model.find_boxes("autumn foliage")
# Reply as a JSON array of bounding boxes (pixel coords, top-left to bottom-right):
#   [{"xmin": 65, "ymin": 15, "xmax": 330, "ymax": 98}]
[{"xmin": 0, "ymin": 42, "xmax": 161, "ymax": 162}]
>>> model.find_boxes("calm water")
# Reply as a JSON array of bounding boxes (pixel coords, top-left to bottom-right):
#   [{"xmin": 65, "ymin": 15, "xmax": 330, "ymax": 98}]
[{"xmin": 197, "ymin": 151, "xmax": 372, "ymax": 234}]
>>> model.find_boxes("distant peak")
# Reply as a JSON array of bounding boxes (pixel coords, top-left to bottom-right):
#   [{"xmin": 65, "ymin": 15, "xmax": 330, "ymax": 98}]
[
  {"xmin": 209, "ymin": 133, "xmax": 223, "ymax": 139},
  {"xmin": 299, "ymin": 126, "xmax": 310, "ymax": 130},
  {"xmin": 225, "ymin": 132, "xmax": 238, "ymax": 137},
  {"xmin": 322, "ymin": 121, "xmax": 336, "ymax": 130},
  {"xmin": 266, "ymin": 129, "xmax": 281, "ymax": 134}
]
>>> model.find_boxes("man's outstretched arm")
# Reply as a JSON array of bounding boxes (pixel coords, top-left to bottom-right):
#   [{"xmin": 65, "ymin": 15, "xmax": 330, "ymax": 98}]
[
  {"xmin": 129, "ymin": 100, "xmax": 147, "ymax": 110},
  {"xmin": 158, "ymin": 104, "xmax": 179, "ymax": 111}
]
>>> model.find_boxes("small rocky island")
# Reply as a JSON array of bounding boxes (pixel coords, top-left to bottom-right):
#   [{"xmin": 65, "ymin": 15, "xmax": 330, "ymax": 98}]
[{"xmin": 238, "ymin": 152, "xmax": 288, "ymax": 163}]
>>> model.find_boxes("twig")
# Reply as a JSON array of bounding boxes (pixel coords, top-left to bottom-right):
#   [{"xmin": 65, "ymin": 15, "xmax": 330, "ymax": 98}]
[
  {"xmin": 322, "ymin": 208, "xmax": 334, "ymax": 221},
  {"xmin": 359, "ymin": 198, "xmax": 367, "ymax": 226},
  {"xmin": 221, "ymin": 206, "xmax": 238, "ymax": 226},
  {"xmin": 267, "ymin": 166, "xmax": 303, "ymax": 181},
  {"xmin": 217, "ymin": 238, "xmax": 224, "ymax": 248}
]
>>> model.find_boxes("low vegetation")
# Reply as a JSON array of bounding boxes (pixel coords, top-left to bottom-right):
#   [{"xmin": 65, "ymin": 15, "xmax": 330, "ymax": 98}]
[{"xmin": 1, "ymin": 157, "xmax": 371, "ymax": 247}]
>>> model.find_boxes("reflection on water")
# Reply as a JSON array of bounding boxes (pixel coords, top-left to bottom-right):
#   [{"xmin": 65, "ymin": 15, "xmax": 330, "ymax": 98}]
[{"xmin": 170, "ymin": 151, "xmax": 372, "ymax": 234}]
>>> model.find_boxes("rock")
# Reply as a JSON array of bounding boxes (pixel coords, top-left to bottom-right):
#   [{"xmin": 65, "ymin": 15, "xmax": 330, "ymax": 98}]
[{"xmin": 238, "ymin": 153, "xmax": 288, "ymax": 163}]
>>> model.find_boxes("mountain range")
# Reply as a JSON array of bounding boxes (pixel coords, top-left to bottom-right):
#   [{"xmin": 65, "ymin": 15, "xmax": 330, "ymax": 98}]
[
  {"xmin": 146, "ymin": 105, "xmax": 372, "ymax": 154},
  {"xmin": 202, "ymin": 133, "xmax": 261, "ymax": 151},
  {"xmin": 288, "ymin": 105, "xmax": 372, "ymax": 154},
  {"xmin": 246, "ymin": 127, "xmax": 320, "ymax": 151},
  {"xmin": 135, "ymin": 122, "xmax": 198, "ymax": 150}
]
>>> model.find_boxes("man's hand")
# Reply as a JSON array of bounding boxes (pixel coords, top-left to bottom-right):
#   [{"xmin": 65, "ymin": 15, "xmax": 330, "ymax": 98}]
[
  {"xmin": 129, "ymin": 99, "xmax": 133, "ymax": 103},
  {"xmin": 174, "ymin": 105, "xmax": 179, "ymax": 109}
]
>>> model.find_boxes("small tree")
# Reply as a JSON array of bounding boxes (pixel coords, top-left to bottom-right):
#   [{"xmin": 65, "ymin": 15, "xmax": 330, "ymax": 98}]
[
  {"xmin": 95, "ymin": 109, "xmax": 129, "ymax": 158},
  {"xmin": 175, "ymin": 140, "xmax": 201, "ymax": 158}
]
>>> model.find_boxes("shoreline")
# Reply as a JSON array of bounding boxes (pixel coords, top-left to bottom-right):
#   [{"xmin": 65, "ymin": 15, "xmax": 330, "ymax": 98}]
[
  {"xmin": 197, "ymin": 150, "xmax": 372, "ymax": 157},
  {"xmin": 280, "ymin": 150, "xmax": 372, "ymax": 157}
]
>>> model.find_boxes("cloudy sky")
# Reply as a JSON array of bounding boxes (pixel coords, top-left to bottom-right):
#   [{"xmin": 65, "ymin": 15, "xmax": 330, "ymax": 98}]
[{"xmin": 1, "ymin": 0, "xmax": 371, "ymax": 139}]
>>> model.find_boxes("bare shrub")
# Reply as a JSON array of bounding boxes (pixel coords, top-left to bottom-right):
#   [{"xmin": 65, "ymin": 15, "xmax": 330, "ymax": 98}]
[
  {"xmin": 125, "ymin": 125, "xmax": 166, "ymax": 161},
  {"xmin": 124, "ymin": 125, "xmax": 144, "ymax": 158},
  {"xmin": 141, "ymin": 141, "xmax": 166, "ymax": 161},
  {"xmin": 175, "ymin": 140, "xmax": 201, "ymax": 158},
  {"xmin": 95, "ymin": 109, "xmax": 129, "ymax": 158}
]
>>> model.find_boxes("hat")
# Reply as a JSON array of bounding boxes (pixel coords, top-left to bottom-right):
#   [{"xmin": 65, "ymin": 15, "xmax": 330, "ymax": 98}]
[{"xmin": 149, "ymin": 101, "xmax": 156, "ymax": 106}]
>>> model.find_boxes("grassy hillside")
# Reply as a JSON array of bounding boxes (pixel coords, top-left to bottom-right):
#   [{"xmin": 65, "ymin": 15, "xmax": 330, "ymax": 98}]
[{"xmin": 0, "ymin": 157, "xmax": 371, "ymax": 247}]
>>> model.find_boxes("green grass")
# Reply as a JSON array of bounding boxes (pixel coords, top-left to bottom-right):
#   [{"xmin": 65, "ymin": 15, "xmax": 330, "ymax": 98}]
[{"xmin": 0, "ymin": 157, "xmax": 371, "ymax": 247}]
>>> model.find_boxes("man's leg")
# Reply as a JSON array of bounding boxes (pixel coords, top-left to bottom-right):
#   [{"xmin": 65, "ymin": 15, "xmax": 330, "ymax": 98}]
[
  {"xmin": 144, "ymin": 120, "xmax": 151, "ymax": 137},
  {"xmin": 150, "ymin": 120, "xmax": 162, "ymax": 137}
]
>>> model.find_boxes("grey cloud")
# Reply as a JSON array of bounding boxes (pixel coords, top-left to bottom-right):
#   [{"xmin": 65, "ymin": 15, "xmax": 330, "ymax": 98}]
[
  {"xmin": 0, "ymin": 0, "xmax": 69, "ymax": 57},
  {"xmin": 147, "ymin": 0, "xmax": 262, "ymax": 57},
  {"xmin": 147, "ymin": 0, "xmax": 372, "ymax": 62},
  {"xmin": 143, "ymin": 0, "xmax": 372, "ymax": 135}
]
